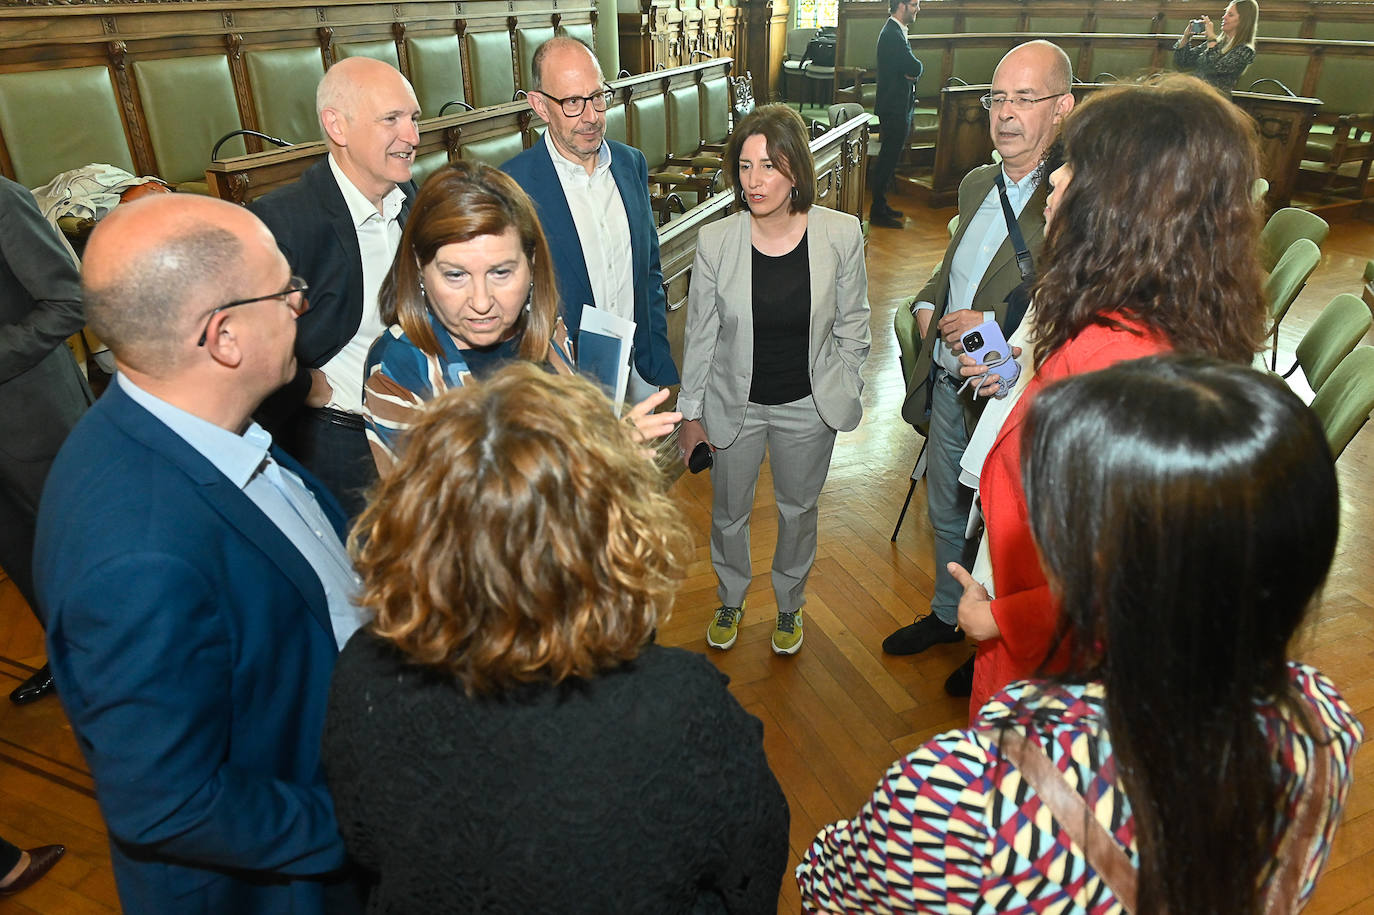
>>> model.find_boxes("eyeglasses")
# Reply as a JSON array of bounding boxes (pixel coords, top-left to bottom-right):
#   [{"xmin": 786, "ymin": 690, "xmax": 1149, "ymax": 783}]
[
  {"xmin": 196, "ymin": 276, "xmax": 310, "ymax": 346},
  {"xmin": 535, "ymin": 89, "xmax": 614, "ymax": 118},
  {"xmin": 980, "ymin": 93, "xmax": 1065, "ymax": 111}
]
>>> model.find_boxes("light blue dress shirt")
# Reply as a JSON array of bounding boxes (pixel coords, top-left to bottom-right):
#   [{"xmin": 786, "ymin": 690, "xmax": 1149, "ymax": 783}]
[
  {"xmin": 917, "ymin": 166, "xmax": 1039, "ymax": 375},
  {"xmin": 116, "ymin": 373, "xmax": 363, "ymax": 648}
]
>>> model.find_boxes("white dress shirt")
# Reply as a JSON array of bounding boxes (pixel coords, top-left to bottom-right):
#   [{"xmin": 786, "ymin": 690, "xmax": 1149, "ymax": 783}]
[
  {"xmin": 319, "ymin": 155, "xmax": 407, "ymax": 413},
  {"xmin": 546, "ymin": 139, "xmax": 635, "ymax": 326},
  {"xmin": 117, "ymin": 373, "xmax": 363, "ymax": 648},
  {"xmin": 916, "ymin": 165, "xmax": 1038, "ymax": 375}
]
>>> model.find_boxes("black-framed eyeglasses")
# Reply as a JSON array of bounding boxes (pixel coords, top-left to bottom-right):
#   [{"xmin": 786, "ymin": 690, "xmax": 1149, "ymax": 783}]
[
  {"xmin": 535, "ymin": 89, "xmax": 614, "ymax": 118},
  {"xmin": 196, "ymin": 276, "xmax": 310, "ymax": 346},
  {"xmin": 980, "ymin": 93, "xmax": 1065, "ymax": 111}
]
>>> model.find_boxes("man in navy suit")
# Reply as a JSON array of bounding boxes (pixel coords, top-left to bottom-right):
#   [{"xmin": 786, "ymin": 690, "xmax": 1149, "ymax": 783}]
[
  {"xmin": 502, "ymin": 36, "xmax": 678, "ymax": 398},
  {"xmin": 35, "ymin": 194, "xmax": 363, "ymax": 913},
  {"xmin": 251, "ymin": 57, "xmax": 420, "ymax": 518},
  {"xmin": 870, "ymin": 0, "xmax": 923, "ymax": 228}
]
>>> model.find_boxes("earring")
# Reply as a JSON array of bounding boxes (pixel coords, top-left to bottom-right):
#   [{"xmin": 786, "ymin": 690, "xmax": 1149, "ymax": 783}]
[
  {"xmin": 790, "ymin": 186, "xmax": 798, "ymax": 202},
  {"xmin": 417, "ymin": 277, "xmax": 427, "ymax": 299},
  {"xmin": 525, "ymin": 283, "xmax": 533, "ymax": 313}
]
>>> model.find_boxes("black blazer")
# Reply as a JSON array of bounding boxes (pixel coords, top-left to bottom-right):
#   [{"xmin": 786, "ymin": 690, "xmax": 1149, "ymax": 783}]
[
  {"xmin": 249, "ymin": 159, "xmax": 415, "ymax": 418},
  {"xmin": 875, "ymin": 17, "xmax": 922, "ymax": 119}
]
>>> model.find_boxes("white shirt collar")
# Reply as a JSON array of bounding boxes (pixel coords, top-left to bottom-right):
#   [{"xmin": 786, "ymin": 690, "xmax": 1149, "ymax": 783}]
[
  {"xmin": 544, "ymin": 135, "xmax": 612, "ymax": 181},
  {"xmin": 327, "ymin": 154, "xmax": 406, "ymax": 228},
  {"xmin": 999, "ymin": 163, "xmax": 1040, "ymax": 204}
]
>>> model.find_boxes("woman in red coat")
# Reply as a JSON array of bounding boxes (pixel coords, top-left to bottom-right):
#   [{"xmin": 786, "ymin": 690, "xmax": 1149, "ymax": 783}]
[{"xmin": 953, "ymin": 75, "xmax": 1270, "ymax": 715}]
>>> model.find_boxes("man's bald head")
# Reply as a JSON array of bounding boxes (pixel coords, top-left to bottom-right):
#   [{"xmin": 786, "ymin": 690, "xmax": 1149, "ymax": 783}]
[
  {"xmin": 83, "ymin": 195, "xmax": 269, "ymax": 375},
  {"xmin": 316, "ymin": 56, "xmax": 414, "ymax": 123},
  {"xmin": 530, "ymin": 35, "xmax": 599, "ymax": 92},
  {"xmin": 996, "ymin": 39, "xmax": 1073, "ymax": 96}
]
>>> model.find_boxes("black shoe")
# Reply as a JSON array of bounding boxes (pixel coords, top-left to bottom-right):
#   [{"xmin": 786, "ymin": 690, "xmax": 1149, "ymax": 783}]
[
  {"xmin": 882, "ymin": 615, "xmax": 962, "ymax": 656},
  {"xmin": 10, "ymin": 663, "xmax": 54, "ymax": 705},
  {"xmin": 883, "ymin": 204, "xmax": 906, "ymax": 218},
  {"xmin": 870, "ymin": 211, "xmax": 904, "ymax": 229},
  {"xmin": 944, "ymin": 654, "xmax": 975, "ymax": 698}
]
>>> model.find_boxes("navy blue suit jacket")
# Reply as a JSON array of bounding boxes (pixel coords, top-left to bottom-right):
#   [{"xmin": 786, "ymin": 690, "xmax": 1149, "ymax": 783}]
[
  {"xmin": 502, "ymin": 137, "xmax": 679, "ymax": 387},
  {"xmin": 34, "ymin": 381, "xmax": 351, "ymax": 914}
]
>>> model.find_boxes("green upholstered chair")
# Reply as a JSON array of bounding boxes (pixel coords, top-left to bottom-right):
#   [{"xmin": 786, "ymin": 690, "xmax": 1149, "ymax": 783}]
[
  {"xmin": 0, "ymin": 67, "xmax": 135, "ymax": 188},
  {"xmin": 1259, "ymin": 207, "xmax": 1329, "ymax": 273},
  {"xmin": 1302, "ymin": 55, "xmax": 1374, "ymax": 200},
  {"xmin": 411, "ymin": 150, "xmax": 450, "ymax": 188},
  {"xmin": 780, "ymin": 28, "xmax": 818, "ymax": 105},
  {"xmin": 465, "ymin": 30, "xmax": 516, "ymax": 108},
  {"xmin": 336, "ymin": 40, "xmax": 401, "ymax": 69},
  {"xmin": 699, "ymin": 76, "xmax": 730, "ymax": 148},
  {"xmin": 604, "ymin": 103, "xmax": 628, "ymax": 145},
  {"xmin": 515, "ymin": 27, "xmax": 556, "ymax": 92},
  {"xmin": 133, "ymin": 56, "xmax": 244, "ymax": 191},
  {"xmin": 407, "ymin": 35, "xmax": 466, "ymax": 116},
  {"xmin": 630, "ymin": 94, "xmax": 669, "ymax": 171},
  {"xmin": 458, "ymin": 130, "xmax": 525, "ymax": 167},
  {"xmin": 630, "ymin": 94, "xmax": 698, "ymax": 222},
  {"xmin": 1310, "ymin": 346, "xmax": 1374, "ymax": 458},
  {"xmin": 1283, "ymin": 293, "xmax": 1373, "ymax": 391},
  {"xmin": 950, "ymin": 47, "xmax": 1009, "ymax": 87},
  {"xmin": 1090, "ymin": 47, "xmax": 1158, "ymax": 83},
  {"xmin": 560, "ymin": 23, "xmax": 596, "ymax": 52},
  {"xmin": 1264, "ymin": 238, "xmax": 1322, "ymax": 370},
  {"xmin": 245, "ymin": 47, "xmax": 325, "ymax": 143}
]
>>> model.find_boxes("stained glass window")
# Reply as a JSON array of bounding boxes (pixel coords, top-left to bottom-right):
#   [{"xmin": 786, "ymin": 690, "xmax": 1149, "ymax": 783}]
[{"xmin": 796, "ymin": 0, "xmax": 839, "ymax": 29}]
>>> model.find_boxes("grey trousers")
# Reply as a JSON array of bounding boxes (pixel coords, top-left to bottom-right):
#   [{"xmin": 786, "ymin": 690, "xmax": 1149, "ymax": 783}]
[
  {"xmin": 925, "ymin": 371, "xmax": 976, "ymax": 625},
  {"xmin": 710, "ymin": 395, "xmax": 837, "ymax": 613}
]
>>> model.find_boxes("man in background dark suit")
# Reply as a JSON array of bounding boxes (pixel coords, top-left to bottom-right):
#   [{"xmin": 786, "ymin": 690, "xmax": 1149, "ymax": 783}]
[
  {"xmin": 251, "ymin": 56, "xmax": 419, "ymax": 518},
  {"xmin": 871, "ymin": 0, "xmax": 923, "ymax": 229},
  {"xmin": 502, "ymin": 36, "xmax": 678, "ymax": 398},
  {"xmin": 0, "ymin": 175, "xmax": 91, "ymax": 706},
  {"xmin": 36, "ymin": 193, "xmax": 361, "ymax": 912}
]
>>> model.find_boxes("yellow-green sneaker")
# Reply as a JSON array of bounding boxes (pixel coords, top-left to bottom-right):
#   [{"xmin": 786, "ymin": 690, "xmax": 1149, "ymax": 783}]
[
  {"xmin": 772, "ymin": 609, "xmax": 803, "ymax": 655},
  {"xmin": 706, "ymin": 602, "xmax": 744, "ymax": 650}
]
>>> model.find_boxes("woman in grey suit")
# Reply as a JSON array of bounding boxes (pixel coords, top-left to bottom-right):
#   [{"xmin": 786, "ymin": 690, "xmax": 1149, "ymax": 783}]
[{"xmin": 678, "ymin": 104, "xmax": 870, "ymax": 656}]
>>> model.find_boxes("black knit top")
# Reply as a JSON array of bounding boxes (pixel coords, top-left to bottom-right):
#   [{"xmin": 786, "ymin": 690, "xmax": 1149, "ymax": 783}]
[{"xmin": 323, "ymin": 631, "xmax": 790, "ymax": 914}]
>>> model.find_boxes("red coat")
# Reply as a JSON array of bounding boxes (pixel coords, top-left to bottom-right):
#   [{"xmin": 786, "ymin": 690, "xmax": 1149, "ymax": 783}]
[{"xmin": 971, "ymin": 316, "xmax": 1171, "ymax": 716}]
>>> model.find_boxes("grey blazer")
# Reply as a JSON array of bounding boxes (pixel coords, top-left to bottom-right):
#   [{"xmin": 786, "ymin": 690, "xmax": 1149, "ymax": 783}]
[{"xmin": 678, "ymin": 206, "xmax": 870, "ymax": 447}]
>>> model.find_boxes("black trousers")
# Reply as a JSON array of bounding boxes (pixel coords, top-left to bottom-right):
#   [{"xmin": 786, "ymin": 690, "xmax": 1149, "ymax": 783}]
[
  {"xmin": 870, "ymin": 107, "xmax": 914, "ymax": 215},
  {"xmin": 277, "ymin": 408, "xmax": 377, "ymax": 523},
  {"xmin": 0, "ymin": 834, "xmax": 21, "ymax": 875}
]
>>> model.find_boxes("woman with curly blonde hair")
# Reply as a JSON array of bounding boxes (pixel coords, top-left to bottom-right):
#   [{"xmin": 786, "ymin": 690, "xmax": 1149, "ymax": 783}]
[{"xmin": 323, "ymin": 364, "xmax": 789, "ymax": 914}]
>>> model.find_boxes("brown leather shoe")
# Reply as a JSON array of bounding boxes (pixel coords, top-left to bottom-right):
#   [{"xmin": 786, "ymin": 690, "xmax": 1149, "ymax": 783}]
[{"xmin": 0, "ymin": 845, "xmax": 65, "ymax": 896}]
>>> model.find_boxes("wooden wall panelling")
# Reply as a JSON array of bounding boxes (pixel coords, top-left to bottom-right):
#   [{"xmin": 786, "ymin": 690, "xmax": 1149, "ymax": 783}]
[{"xmin": 0, "ymin": 0, "xmax": 598, "ymax": 187}]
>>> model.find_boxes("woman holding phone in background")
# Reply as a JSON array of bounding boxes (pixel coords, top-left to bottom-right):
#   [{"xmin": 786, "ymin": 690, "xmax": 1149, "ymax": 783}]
[{"xmin": 1174, "ymin": 0, "xmax": 1259, "ymax": 95}]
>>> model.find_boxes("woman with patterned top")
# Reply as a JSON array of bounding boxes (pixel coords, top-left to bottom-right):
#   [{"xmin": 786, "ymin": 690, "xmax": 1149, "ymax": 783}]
[
  {"xmin": 1173, "ymin": 0, "xmax": 1259, "ymax": 96},
  {"xmin": 362, "ymin": 161, "xmax": 675, "ymax": 473},
  {"xmin": 797, "ymin": 356, "xmax": 1364, "ymax": 914},
  {"xmin": 326, "ymin": 365, "xmax": 790, "ymax": 914}
]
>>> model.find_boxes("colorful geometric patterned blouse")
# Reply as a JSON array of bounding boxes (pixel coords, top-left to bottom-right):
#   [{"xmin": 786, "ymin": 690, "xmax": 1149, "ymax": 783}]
[{"xmin": 796, "ymin": 663, "xmax": 1363, "ymax": 913}]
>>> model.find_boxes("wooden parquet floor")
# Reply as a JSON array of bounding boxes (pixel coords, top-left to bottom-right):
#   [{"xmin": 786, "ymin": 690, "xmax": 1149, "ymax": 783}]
[{"xmin": 2, "ymin": 198, "xmax": 1372, "ymax": 914}]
